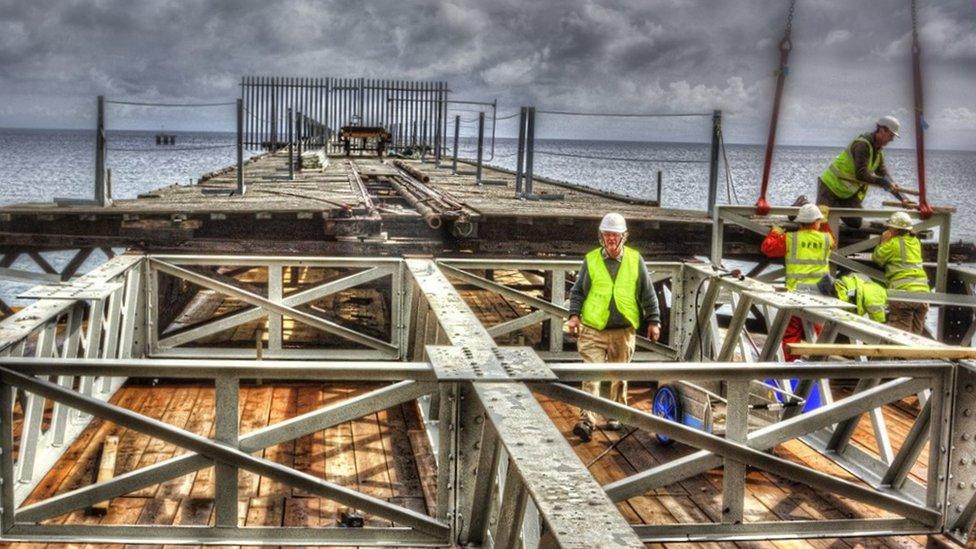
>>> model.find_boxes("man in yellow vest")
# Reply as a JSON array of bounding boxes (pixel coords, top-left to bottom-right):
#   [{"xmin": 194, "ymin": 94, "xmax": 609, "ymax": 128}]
[
  {"xmin": 817, "ymin": 272, "xmax": 888, "ymax": 323},
  {"xmin": 873, "ymin": 211, "xmax": 931, "ymax": 334},
  {"xmin": 761, "ymin": 203, "xmax": 834, "ymax": 360},
  {"xmin": 816, "ymin": 115, "xmax": 910, "ymax": 229},
  {"xmin": 567, "ymin": 212, "xmax": 661, "ymax": 442}
]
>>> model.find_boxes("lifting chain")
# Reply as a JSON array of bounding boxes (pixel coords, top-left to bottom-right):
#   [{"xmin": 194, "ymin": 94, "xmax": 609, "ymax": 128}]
[
  {"xmin": 757, "ymin": 0, "xmax": 798, "ymax": 215},
  {"xmin": 781, "ymin": 0, "xmax": 797, "ymax": 50},
  {"xmin": 911, "ymin": 0, "xmax": 920, "ymax": 51}
]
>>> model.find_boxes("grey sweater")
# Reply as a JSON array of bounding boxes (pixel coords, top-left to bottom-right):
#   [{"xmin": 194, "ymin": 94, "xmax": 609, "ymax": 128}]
[{"xmin": 569, "ymin": 249, "xmax": 661, "ymax": 329}]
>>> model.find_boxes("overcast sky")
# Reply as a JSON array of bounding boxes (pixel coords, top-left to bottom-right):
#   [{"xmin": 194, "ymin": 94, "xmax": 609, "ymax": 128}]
[{"xmin": 1, "ymin": 0, "xmax": 973, "ymax": 149}]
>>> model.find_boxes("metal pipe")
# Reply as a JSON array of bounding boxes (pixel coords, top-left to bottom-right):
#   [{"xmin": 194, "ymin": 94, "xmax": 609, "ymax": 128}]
[
  {"xmin": 389, "ymin": 177, "xmax": 442, "ymax": 229},
  {"xmin": 392, "ymin": 160, "xmax": 430, "ymax": 183}
]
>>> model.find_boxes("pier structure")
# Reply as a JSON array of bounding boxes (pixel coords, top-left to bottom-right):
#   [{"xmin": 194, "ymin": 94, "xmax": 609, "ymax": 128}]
[
  {"xmin": 1, "ymin": 76, "xmax": 976, "ymax": 546},
  {"xmin": 0, "ymin": 251, "xmax": 974, "ymax": 546}
]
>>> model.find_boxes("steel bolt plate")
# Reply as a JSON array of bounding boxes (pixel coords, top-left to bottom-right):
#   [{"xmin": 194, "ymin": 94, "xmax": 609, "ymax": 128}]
[{"xmin": 426, "ymin": 345, "xmax": 556, "ymax": 381}]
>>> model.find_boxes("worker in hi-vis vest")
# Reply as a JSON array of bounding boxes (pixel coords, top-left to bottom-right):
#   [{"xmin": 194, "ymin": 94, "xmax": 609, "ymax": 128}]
[
  {"xmin": 761, "ymin": 203, "xmax": 836, "ymax": 361},
  {"xmin": 873, "ymin": 211, "xmax": 931, "ymax": 335},
  {"xmin": 816, "ymin": 115, "xmax": 911, "ymax": 229},
  {"xmin": 567, "ymin": 213, "xmax": 660, "ymax": 443},
  {"xmin": 816, "ymin": 272, "xmax": 888, "ymax": 323}
]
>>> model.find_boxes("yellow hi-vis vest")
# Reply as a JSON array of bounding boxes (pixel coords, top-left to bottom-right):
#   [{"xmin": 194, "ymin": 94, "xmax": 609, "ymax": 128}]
[
  {"xmin": 580, "ymin": 246, "xmax": 641, "ymax": 330},
  {"xmin": 874, "ymin": 235, "xmax": 931, "ymax": 293},
  {"xmin": 820, "ymin": 136, "xmax": 884, "ymax": 201},
  {"xmin": 784, "ymin": 229, "xmax": 831, "ymax": 292},
  {"xmin": 835, "ymin": 273, "xmax": 887, "ymax": 323}
]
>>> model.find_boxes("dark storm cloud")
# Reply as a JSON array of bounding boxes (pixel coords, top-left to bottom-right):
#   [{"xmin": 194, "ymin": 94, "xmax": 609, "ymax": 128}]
[{"xmin": 0, "ymin": 0, "xmax": 972, "ymax": 148}]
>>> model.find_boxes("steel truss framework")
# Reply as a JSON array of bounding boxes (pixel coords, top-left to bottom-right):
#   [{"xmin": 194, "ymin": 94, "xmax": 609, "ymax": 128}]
[{"xmin": 0, "ymin": 253, "xmax": 974, "ymax": 546}]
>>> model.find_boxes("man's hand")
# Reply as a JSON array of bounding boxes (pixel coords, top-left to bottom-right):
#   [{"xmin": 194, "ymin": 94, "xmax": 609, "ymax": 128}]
[
  {"xmin": 646, "ymin": 323, "xmax": 661, "ymax": 341},
  {"xmin": 567, "ymin": 315, "xmax": 581, "ymax": 337}
]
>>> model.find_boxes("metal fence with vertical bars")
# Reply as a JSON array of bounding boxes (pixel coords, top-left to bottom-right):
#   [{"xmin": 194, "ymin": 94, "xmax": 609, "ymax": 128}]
[{"xmin": 240, "ymin": 76, "xmax": 448, "ymax": 153}]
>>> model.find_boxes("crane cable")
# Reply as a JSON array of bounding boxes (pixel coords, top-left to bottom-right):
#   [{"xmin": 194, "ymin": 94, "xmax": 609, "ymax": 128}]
[
  {"xmin": 755, "ymin": 0, "xmax": 796, "ymax": 216},
  {"xmin": 911, "ymin": 0, "xmax": 933, "ymax": 219}
]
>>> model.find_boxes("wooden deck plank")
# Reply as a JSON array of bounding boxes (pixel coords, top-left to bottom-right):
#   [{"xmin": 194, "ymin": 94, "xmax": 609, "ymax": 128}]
[
  {"xmin": 236, "ymin": 385, "xmax": 274, "ymax": 499},
  {"xmin": 23, "ymin": 386, "xmax": 150, "ymax": 508},
  {"xmin": 349, "ymin": 401, "xmax": 395, "ymax": 526},
  {"xmin": 129, "ymin": 386, "xmax": 200, "ymax": 499},
  {"xmin": 158, "ymin": 386, "xmax": 215, "ymax": 500},
  {"xmin": 257, "ymin": 385, "xmax": 298, "ymax": 497},
  {"xmin": 17, "ymin": 378, "xmax": 935, "ymax": 547}
]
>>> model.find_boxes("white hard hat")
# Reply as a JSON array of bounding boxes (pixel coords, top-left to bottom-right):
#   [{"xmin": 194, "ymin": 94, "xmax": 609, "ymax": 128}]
[
  {"xmin": 886, "ymin": 211, "xmax": 913, "ymax": 230},
  {"xmin": 877, "ymin": 115, "xmax": 901, "ymax": 137},
  {"xmin": 795, "ymin": 203, "xmax": 824, "ymax": 224},
  {"xmin": 599, "ymin": 212, "xmax": 627, "ymax": 233}
]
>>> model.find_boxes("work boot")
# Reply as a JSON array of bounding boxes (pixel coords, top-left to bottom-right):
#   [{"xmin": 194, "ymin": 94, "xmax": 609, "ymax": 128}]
[
  {"xmin": 605, "ymin": 419, "xmax": 622, "ymax": 431},
  {"xmin": 573, "ymin": 420, "xmax": 593, "ymax": 442}
]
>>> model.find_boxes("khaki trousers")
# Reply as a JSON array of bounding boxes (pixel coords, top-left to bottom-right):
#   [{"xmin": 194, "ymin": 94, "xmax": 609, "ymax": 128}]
[
  {"xmin": 577, "ymin": 324, "xmax": 636, "ymax": 424},
  {"xmin": 887, "ymin": 301, "xmax": 929, "ymax": 335}
]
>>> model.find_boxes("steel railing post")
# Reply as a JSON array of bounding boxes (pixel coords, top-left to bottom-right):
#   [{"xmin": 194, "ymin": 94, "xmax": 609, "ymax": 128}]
[
  {"xmin": 515, "ymin": 107, "xmax": 526, "ymax": 197},
  {"xmin": 707, "ymin": 109, "xmax": 722, "ymax": 218},
  {"xmin": 94, "ymin": 95, "xmax": 109, "ymax": 207},
  {"xmin": 236, "ymin": 99, "xmax": 244, "ymax": 196},
  {"xmin": 475, "ymin": 112, "xmax": 485, "ymax": 184},
  {"xmin": 452, "ymin": 115, "xmax": 460, "ymax": 175},
  {"xmin": 524, "ymin": 107, "xmax": 536, "ymax": 196},
  {"xmin": 288, "ymin": 107, "xmax": 294, "ymax": 180}
]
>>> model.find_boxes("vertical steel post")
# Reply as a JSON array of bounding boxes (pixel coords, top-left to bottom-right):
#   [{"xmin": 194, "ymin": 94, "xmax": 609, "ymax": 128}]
[
  {"xmin": 525, "ymin": 107, "xmax": 536, "ymax": 196},
  {"xmin": 656, "ymin": 170, "xmax": 663, "ymax": 205},
  {"xmin": 236, "ymin": 99, "xmax": 244, "ymax": 196},
  {"xmin": 707, "ymin": 109, "xmax": 722, "ymax": 217},
  {"xmin": 937, "ymin": 212, "xmax": 951, "ymax": 340},
  {"xmin": 515, "ymin": 107, "xmax": 526, "ymax": 197},
  {"xmin": 452, "ymin": 115, "xmax": 460, "ymax": 175},
  {"xmin": 476, "ymin": 112, "xmax": 485, "ymax": 184},
  {"xmin": 271, "ymin": 79, "xmax": 278, "ymax": 151},
  {"xmin": 489, "ymin": 98, "xmax": 497, "ymax": 159},
  {"xmin": 214, "ymin": 375, "xmax": 239, "ymax": 527},
  {"xmin": 358, "ymin": 77, "xmax": 365, "ymax": 123},
  {"xmin": 296, "ymin": 110, "xmax": 303, "ymax": 161},
  {"xmin": 1, "ymin": 382, "xmax": 14, "ymax": 532},
  {"xmin": 434, "ymin": 82, "xmax": 443, "ymax": 165},
  {"xmin": 94, "ymin": 95, "xmax": 108, "ymax": 207},
  {"xmin": 288, "ymin": 107, "xmax": 294, "ymax": 180}
]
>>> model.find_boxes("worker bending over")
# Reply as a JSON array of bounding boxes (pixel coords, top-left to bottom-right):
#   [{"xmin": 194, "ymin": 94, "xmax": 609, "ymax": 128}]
[
  {"xmin": 817, "ymin": 115, "xmax": 910, "ymax": 228},
  {"xmin": 873, "ymin": 211, "xmax": 931, "ymax": 335},
  {"xmin": 817, "ymin": 271, "xmax": 887, "ymax": 323},
  {"xmin": 761, "ymin": 203, "xmax": 835, "ymax": 361},
  {"xmin": 567, "ymin": 213, "xmax": 661, "ymax": 443}
]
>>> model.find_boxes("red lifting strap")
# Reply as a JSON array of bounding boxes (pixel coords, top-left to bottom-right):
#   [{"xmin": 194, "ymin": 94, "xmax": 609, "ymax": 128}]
[
  {"xmin": 756, "ymin": 38, "xmax": 791, "ymax": 216},
  {"xmin": 911, "ymin": 1, "xmax": 933, "ymax": 219},
  {"xmin": 756, "ymin": 0, "xmax": 796, "ymax": 216}
]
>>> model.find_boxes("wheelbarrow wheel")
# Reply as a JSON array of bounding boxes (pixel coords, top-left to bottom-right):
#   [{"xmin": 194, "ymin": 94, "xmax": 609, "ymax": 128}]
[{"xmin": 652, "ymin": 384, "xmax": 682, "ymax": 445}]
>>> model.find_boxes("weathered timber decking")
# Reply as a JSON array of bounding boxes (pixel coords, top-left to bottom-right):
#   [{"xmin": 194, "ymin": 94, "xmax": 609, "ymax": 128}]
[
  {"xmin": 9, "ymin": 382, "xmax": 929, "ymax": 549},
  {"xmin": 8, "ymin": 149, "xmax": 955, "ymax": 260}
]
